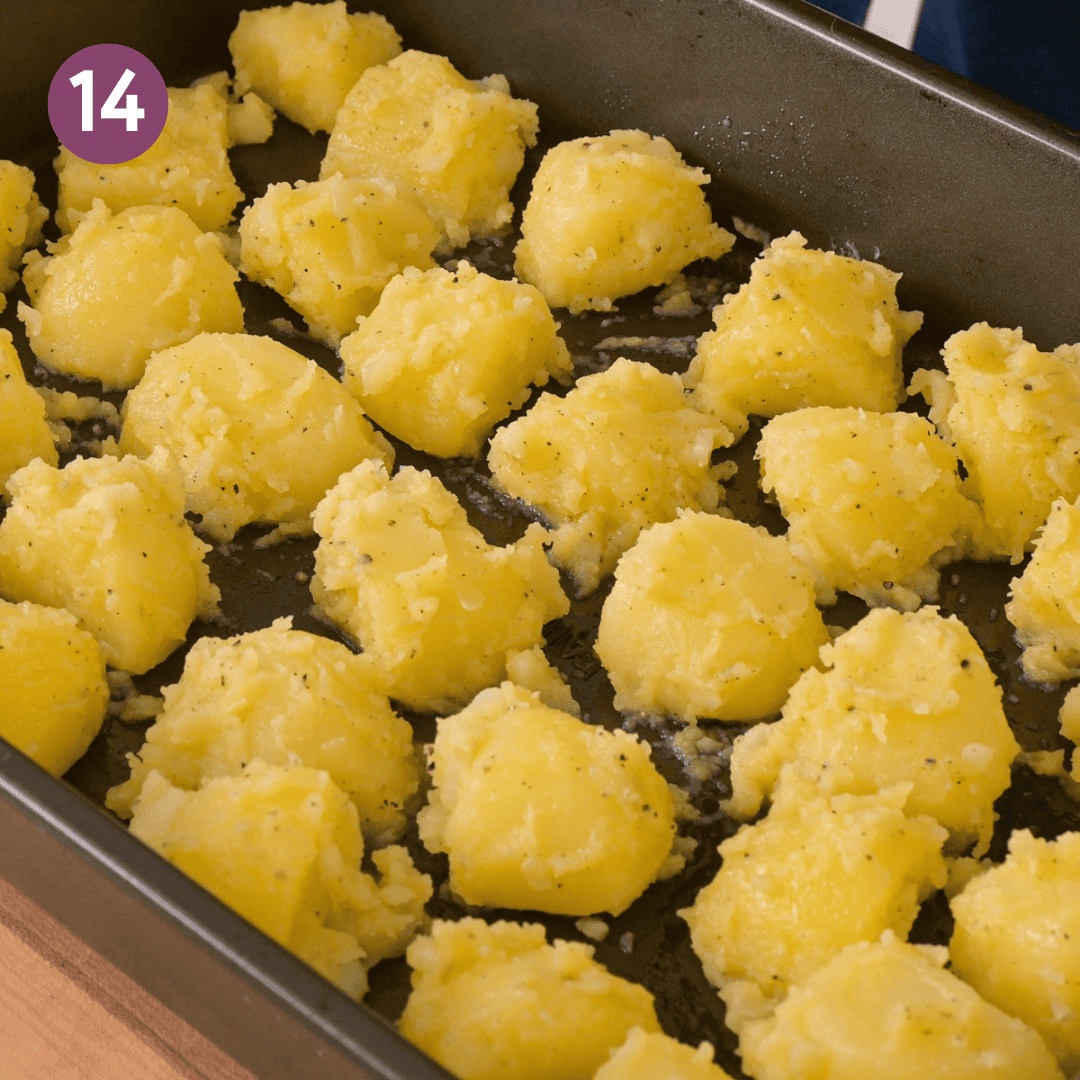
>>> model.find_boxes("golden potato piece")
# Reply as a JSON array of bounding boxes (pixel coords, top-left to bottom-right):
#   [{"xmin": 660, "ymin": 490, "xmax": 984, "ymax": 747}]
[
  {"xmin": 19, "ymin": 202, "xmax": 244, "ymax": 389},
  {"xmin": 0, "ymin": 328, "xmax": 56, "ymax": 499},
  {"xmin": 684, "ymin": 232, "xmax": 922, "ymax": 438},
  {"xmin": 594, "ymin": 512, "xmax": 829, "ymax": 722},
  {"xmin": 513, "ymin": 130, "xmax": 735, "ymax": 313},
  {"xmin": 398, "ymin": 917, "xmax": 661, "ymax": 1080},
  {"xmin": 0, "ymin": 159, "xmax": 48, "ymax": 313},
  {"xmin": 595, "ymin": 1028, "xmax": 737, "ymax": 1080},
  {"xmin": 0, "ymin": 598, "xmax": 108, "ymax": 777},
  {"xmin": 488, "ymin": 357, "xmax": 734, "ymax": 595},
  {"xmin": 1058, "ymin": 688, "xmax": 1080, "ymax": 785},
  {"xmin": 340, "ymin": 262, "xmax": 571, "ymax": 457}
]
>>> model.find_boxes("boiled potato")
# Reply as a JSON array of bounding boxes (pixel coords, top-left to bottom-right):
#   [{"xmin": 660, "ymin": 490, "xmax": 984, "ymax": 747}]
[
  {"xmin": 594, "ymin": 512, "xmax": 829, "ymax": 722},
  {"xmin": 0, "ymin": 598, "xmax": 108, "ymax": 777},
  {"xmin": 488, "ymin": 356, "xmax": 734, "ymax": 595},
  {"xmin": 0, "ymin": 328, "xmax": 56, "ymax": 498},
  {"xmin": 322, "ymin": 50, "xmax": 538, "ymax": 248},
  {"xmin": 340, "ymin": 262, "xmax": 571, "ymax": 457},
  {"xmin": 726, "ymin": 606, "xmax": 1018, "ymax": 856},
  {"xmin": 0, "ymin": 448, "xmax": 220, "ymax": 674},
  {"xmin": 310, "ymin": 460, "xmax": 569, "ymax": 713},
  {"xmin": 738, "ymin": 931, "xmax": 1064, "ymax": 1080},
  {"xmin": 1058, "ymin": 687, "xmax": 1080, "ymax": 784},
  {"xmin": 513, "ymin": 130, "xmax": 735, "ymax": 313},
  {"xmin": 684, "ymin": 232, "xmax": 922, "ymax": 438},
  {"xmin": 594, "ymin": 1028, "xmax": 736, "ymax": 1080},
  {"xmin": 229, "ymin": 1, "xmax": 401, "ymax": 133},
  {"xmin": 418, "ymin": 682, "xmax": 678, "ymax": 916},
  {"xmin": 0, "ymin": 159, "xmax": 48, "ymax": 313},
  {"xmin": 398, "ymin": 917, "xmax": 661, "ymax": 1080},
  {"xmin": 504, "ymin": 645, "xmax": 579, "ymax": 717},
  {"xmin": 19, "ymin": 201, "xmax": 244, "ymax": 389},
  {"xmin": 118, "ymin": 332, "xmax": 393, "ymax": 542},
  {"xmin": 757, "ymin": 406, "xmax": 981, "ymax": 610}
]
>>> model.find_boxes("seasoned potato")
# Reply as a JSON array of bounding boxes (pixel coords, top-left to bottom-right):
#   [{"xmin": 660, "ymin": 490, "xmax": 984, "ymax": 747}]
[
  {"xmin": 726, "ymin": 606, "xmax": 1018, "ymax": 856},
  {"xmin": 910, "ymin": 323, "xmax": 1080, "ymax": 562},
  {"xmin": 310, "ymin": 460, "xmax": 569, "ymax": 713},
  {"xmin": 0, "ymin": 449, "xmax": 220, "ymax": 674},
  {"xmin": 229, "ymin": 1, "xmax": 401, "ymax": 133},
  {"xmin": 129, "ymin": 763, "xmax": 431, "ymax": 999},
  {"xmin": 684, "ymin": 232, "xmax": 922, "ymax": 438},
  {"xmin": 106, "ymin": 618, "xmax": 420, "ymax": 843},
  {"xmin": 55, "ymin": 83, "xmax": 244, "ymax": 234},
  {"xmin": 513, "ymin": 130, "xmax": 735, "ymax": 313},
  {"xmin": 488, "ymin": 357, "xmax": 734, "ymax": 594},
  {"xmin": 949, "ymin": 829, "xmax": 1080, "ymax": 1074},
  {"xmin": 594, "ymin": 512, "xmax": 829, "ymax": 722},
  {"xmin": 238, "ymin": 174, "xmax": 441, "ymax": 346},
  {"xmin": 594, "ymin": 1028, "xmax": 736, "ymax": 1080},
  {"xmin": 757, "ymin": 406, "xmax": 981, "ymax": 610},
  {"xmin": 739, "ymin": 931, "xmax": 1065, "ymax": 1080},
  {"xmin": 418, "ymin": 682, "xmax": 678, "ymax": 916},
  {"xmin": 322, "ymin": 50, "xmax": 538, "ymax": 247},
  {"xmin": 0, "ymin": 598, "xmax": 108, "ymax": 777},
  {"xmin": 0, "ymin": 159, "xmax": 48, "ymax": 313},
  {"xmin": 0, "ymin": 328, "xmax": 56, "ymax": 498},
  {"xmin": 118, "ymin": 332, "xmax": 393, "ymax": 541},
  {"xmin": 398, "ymin": 917, "xmax": 661, "ymax": 1080},
  {"xmin": 340, "ymin": 262, "xmax": 571, "ymax": 457},
  {"xmin": 19, "ymin": 202, "xmax": 244, "ymax": 389},
  {"xmin": 680, "ymin": 781, "xmax": 948, "ymax": 1032}
]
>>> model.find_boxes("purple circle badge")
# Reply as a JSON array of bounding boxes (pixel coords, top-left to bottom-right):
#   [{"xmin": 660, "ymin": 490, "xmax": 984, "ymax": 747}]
[{"xmin": 48, "ymin": 44, "xmax": 169, "ymax": 165}]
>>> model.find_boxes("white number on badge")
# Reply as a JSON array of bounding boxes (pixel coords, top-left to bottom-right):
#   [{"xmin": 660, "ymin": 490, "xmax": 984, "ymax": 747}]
[{"xmin": 69, "ymin": 68, "xmax": 145, "ymax": 132}]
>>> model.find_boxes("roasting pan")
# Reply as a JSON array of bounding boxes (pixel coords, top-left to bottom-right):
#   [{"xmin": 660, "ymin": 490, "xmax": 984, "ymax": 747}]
[{"xmin": 1, "ymin": 2, "xmax": 1079, "ymax": 1078}]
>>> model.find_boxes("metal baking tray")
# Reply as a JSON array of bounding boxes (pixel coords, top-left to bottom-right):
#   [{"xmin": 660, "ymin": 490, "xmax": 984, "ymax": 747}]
[{"xmin": 2, "ymin": 2, "xmax": 1079, "ymax": 1078}]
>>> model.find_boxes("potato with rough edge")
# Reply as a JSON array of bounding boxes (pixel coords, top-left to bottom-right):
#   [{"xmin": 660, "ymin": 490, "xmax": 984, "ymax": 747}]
[
  {"xmin": 129, "ymin": 762, "xmax": 432, "ymax": 1000},
  {"xmin": 238, "ymin": 174, "xmax": 441, "ymax": 347},
  {"xmin": 229, "ymin": 1, "xmax": 401, "ymax": 134},
  {"xmin": 0, "ymin": 160, "xmax": 48, "ymax": 313},
  {"xmin": 1059, "ymin": 688, "xmax": 1080, "ymax": 783},
  {"xmin": 726, "ymin": 606, "xmax": 1018, "ymax": 857},
  {"xmin": 738, "ymin": 930, "xmax": 1065, "ymax": 1080},
  {"xmin": 488, "ymin": 356, "xmax": 734, "ymax": 595},
  {"xmin": 513, "ymin": 130, "xmax": 735, "ymax": 314},
  {"xmin": 0, "ymin": 329, "xmax": 56, "ymax": 499},
  {"xmin": 0, "ymin": 449, "xmax": 220, "ymax": 675},
  {"xmin": 910, "ymin": 323, "xmax": 1080, "ymax": 563},
  {"xmin": 757, "ymin": 406, "xmax": 981, "ymax": 611},
  {"xmin": 19, "ymin": 202, "xmax": 244, "ymax": 389},
  {"xmin": 310, "ymin": 460, "xmax": 569, "ymax": 714},
  {"xmin": 340, "ymin": 262, "xmax": 571, "ymax": 458},
  {"xmin": 680, "ymin": 779, "xmax": 948, "ymax": 1033},
  {"xmin": 55, "ymin": 82, "xmax": 244, "ymax": 235},
  {"xmin": 418, "ymin": 682, "xmax": 679, "ymax": 917},
  {"xmin": 0, "ymin": 599, "xmax": 108, "ymax": 777},
  {"xmin": 322, "ymin": 50, "xmax": 538, "ymax": 248},
  {"xmin": 118, "ymin": 332, "xmax": 393, "ymax": 542},
  {"xmin": 398, "ymin": 917, "xmax": 661, "ymax": 1080},
  {"xmin": 594, "ymin": 512, "xmax": 829, "ymax": 722},
  {"xmin": 949, "ymin": 829, "xmax": 1080, "ymax": 1074},
  {"xmin": 594, "ymin": 1028, "xmax": 737, "ymax": 1080},
  {"xmin": 684, "ymin": 232, "xmax": 922, "ymax": 439},
  {"xmin": 105, "ymin": 617, "xmax": 421, "ymax": 844}
]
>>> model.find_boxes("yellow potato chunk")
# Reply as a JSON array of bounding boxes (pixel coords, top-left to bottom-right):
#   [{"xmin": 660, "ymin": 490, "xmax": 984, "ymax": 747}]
[
  {"xmin": 594, "ymin": 512, "xmax": 829, "ymax": 722},
  {"xmin": 680, "ymin": 781, "xmax": 948, "ymax": 1032},
  {"xmin": 594, "ymin": 1028, "xmax": 737, "ymax": 1080},
  {"xmin": 910, "ymin": 323, "xmax": 1080, "ymax": 562},
  {"xmin": 513, "ymin": 130, "xmax": 735, "ymax": 314},
  {"xmin": 738, "ymin": 931, "xmax": 1065, "ymax": 1080},
  {"xmin": 118, "ymin": 332, "xmax": 393, "ymax": 542},
  {"xmin": 19, "ymin": 202, "xmax": 244, "ymax": 389},
  {"xmin": 238, "ymin": 174, "xmax": 441, "ymax": 347},
  {"xmin": 0, "ymin": 449, "xmax": 220, "ymax": 674},
  {"xmin": 684, "ymin": 232, "xmax": 922, "ymax": 438},
  {"xmin": 229, "ymin": 1, "xmax": 401, "ymax": 133},
  {"xmin": 0, "ymin": 328, "xmax": 56, "ymax": 498},
  {"xmin": 418, "ymin": 682, "xmax": 678, "ymax": 916},
  {"xmin": 322, "ymin": 50, "xmax": 539, "ymax": 248},
  {"xmin": 340, "ymin": 262, "xmax": 571, "ymax": 458},
  {"xmin": 129, "ymin": 763, "xmax": 431, "ymax": 1000},
  {"xmin": 398, "ymin": 917, "xmax": 661, "ymax": 1080},
  {"xmin": 726, "ymin": 606, "xmax": 1018, "ymax": 856},
  {"xmin": 757, "ymin": 406, "xmax": 981, "ymax": 610},
  {"xmin": 1058, "ymin": 688, "xmax": 1080, "ymax": 784},
  {"xmin": 310, "ymin": 460, "xmax": 569, "ymax": 713},
  {"xmin": 0, "ymin": 598, "xmax": 108, "ymax": 777},
  {"xmin": 950, "ymin": 829, "xmax": 1080, "ymax": 1074},
  {"xmin": 0, "ymin": 159, "xmax": 48, "ymax": 313},
  {"xmin": 106, "ymin": 618, "xmax": 420, "ymax": 843},
  {"xmin": 488, "ymin": 357, "xmax": 734, "ymax": 595}
]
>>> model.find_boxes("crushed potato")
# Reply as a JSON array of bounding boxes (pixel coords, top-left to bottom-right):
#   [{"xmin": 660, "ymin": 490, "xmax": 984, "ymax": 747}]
[
  {"xmin": 0, "ymin": 328, "xmax": 56, "ymax": 498},
  {"xmin": 0, "ymin": 160, "xmax": 48, "ymax": 313},
  {"xmin": 594, "ymin": 1028, "xmax": 736, "ymax": 1080}
]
